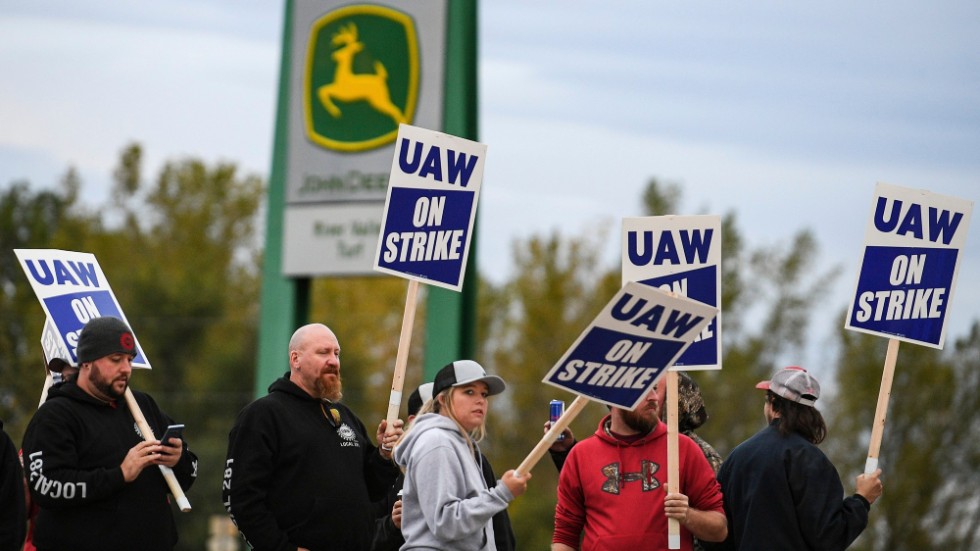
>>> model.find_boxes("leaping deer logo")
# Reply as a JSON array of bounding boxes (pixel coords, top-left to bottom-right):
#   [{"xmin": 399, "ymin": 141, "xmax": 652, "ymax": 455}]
[{"xmin": 317, "ymin": 23, "xmax": 406, "ymax": 126}]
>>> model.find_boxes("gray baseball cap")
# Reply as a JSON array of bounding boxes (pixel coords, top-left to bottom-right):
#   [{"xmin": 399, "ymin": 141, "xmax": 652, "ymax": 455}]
[
  {"xmin": 756, "ymin": 366, "xmax": 820, "ymax": 407},
  {"xmin": 433, "ymin": 360, "xmax": 505, "ymax": 397}
]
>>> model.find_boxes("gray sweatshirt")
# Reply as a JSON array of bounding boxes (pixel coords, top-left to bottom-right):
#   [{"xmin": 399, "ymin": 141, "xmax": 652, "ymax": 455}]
[{"xmin": 393, "ymin": 413, "xmax": 515, "ymax": 551}]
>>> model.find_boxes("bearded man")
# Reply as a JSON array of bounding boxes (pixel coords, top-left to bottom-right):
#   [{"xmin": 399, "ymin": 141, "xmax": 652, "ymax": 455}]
[
  {"xmin": 552, "ymin": 386, "xmax": 727, "ymax": 551},
  {"xmin": 223, "ymin": 323, "xmax": 403, "ymax": 551},
  {"xmin": 21, "ymin": 316, "xmax": 197, "ymax": 551}
]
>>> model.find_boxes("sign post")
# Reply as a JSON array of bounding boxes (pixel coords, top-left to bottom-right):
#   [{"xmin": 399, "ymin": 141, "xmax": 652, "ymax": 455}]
[
  {"xmin": 622, "ymin": 215, "xmax": 723, "ymax": 548},
  {"xmin": 374, "ymin": 124, "xmax": 486, "ymax": 432},
  {"xmin": 14, "ymin": 249, "xmax": 192, "ymax": 512},
  {"xmin": 844, "ymin": 182, "xmax": 973, "ymax": 473}
]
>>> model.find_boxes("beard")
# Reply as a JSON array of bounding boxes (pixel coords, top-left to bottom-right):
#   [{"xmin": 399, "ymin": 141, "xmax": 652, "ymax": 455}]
[
  {"xmin": 89, "ymin": 368, "xmax": 128, "ymax": 400},
  {"xmin": 315, "ymin": 373, "xmax": 343, "ymax": 402},
  {"xmin": 621, "ymin": 406, "xmax": 658, "ymax": 434}
]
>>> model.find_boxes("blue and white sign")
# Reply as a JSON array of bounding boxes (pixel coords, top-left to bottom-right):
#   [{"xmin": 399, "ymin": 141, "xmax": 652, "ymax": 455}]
[
  {"xmin": 845, "ymin": 183, "xmax": 973, "ymax": 349},
  {"xmin": 15, "ymin": 249, "xmax": 151, "ymax": 368},
  {"xmin": 622, "ymin": 215, "xmax": 722, "ymax": 370},
  {"xmin": 542, "ymin": 281, "xmax": 717, "ymax": 410},
  {"xmin": 373, "ymin": 124, "xmax": 486, "ymax": 291},
  {"xmin": 41, "ymin": 317, "xmax": 71, "ymax": 366}
]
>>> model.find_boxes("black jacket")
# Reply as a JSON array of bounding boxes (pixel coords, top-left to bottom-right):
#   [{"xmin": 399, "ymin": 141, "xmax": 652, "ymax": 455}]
[
  {"xmin": 709, "ymin": 420, "xmax": 870, "ymax": 551},
  {"xmin": 1, "ymin": 419, "xmax": 26, "ymax": 551},
  {"xmin": 224, "ymin": 373, "xmax": 399, "ymax": 551},
  {"xmin": 21, "ymin": 382, "xmax": 197, "ymax": 551}
]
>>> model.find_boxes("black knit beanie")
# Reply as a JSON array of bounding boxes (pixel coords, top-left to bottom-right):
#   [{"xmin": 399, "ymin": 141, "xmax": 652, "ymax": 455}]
[{"xmin": 76, "ymin": 317, "xmax": 137, "ymax": 363}]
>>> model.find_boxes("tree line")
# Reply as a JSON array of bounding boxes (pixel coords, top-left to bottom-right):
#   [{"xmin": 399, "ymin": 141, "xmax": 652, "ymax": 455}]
[{"xmin": 1, "ymin": 144, "xmax": 976, "ymax": 550}]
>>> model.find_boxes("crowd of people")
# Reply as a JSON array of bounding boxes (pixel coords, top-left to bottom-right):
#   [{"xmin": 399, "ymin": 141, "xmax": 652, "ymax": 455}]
[{"xmin": 1, "ymin": 318, "xmax": 883, "ymax": 551}]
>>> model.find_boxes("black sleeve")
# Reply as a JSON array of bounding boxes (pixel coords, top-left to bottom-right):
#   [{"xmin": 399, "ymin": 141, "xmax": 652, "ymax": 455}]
[
  {"xmin": 352, "ymin": 414, "xmax": 399, "ymax": 502},
  {"xmin": 548, "ymin": 439, "xmax": 577, "ymax": 472},
  {"xmin": 135, "ymin": 391, "xmax": 197, "ymax": 493},
  {"xmin": 702, "ymin": 460, "xmax": 736, "ymax": 551},
  {"xmin": 22, "ymin": 404, "xmax": 127, "ymax": 509},
  {"xmin": 370, "ymin": 475, "xmax": 405, "ymax": 551},
  {"xmin": 789, "ymin": 447, "xmax": 869, "ymax": 551},
  {"xmin": 478, "ymin": 452, "xmax": 517, "ymax": 551},
  {"xmin": 223, "ymin": 404, "xmax": 294, "ymax": 551},
  {"xmin": 0, "ymin": 428, "xmax": 26, "ymax": 551}
]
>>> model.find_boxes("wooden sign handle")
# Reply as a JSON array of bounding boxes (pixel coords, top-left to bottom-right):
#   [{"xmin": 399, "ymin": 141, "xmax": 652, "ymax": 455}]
[
  {"xmin": 385, "ymin": 280, "xmax": 420, "ymax": 433},
  {"xmin": 516, "ymin": 395, "xmax": 590, "ymax": 476},
  {"xmin": 865, "ymin": 338, "xmax": 900, "ymax": 474},
  {"xmin": 124, "ymin": 388, "xmax": 192, "ymax": 512},
  {"xmin": 666, "ymin": 370, "xmax": 681, "ymax": 549}
]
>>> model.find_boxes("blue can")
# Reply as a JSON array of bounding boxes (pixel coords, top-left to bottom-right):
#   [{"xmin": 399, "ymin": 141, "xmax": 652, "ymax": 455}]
[{"xmin": 550, "ymin": 400, "xmax": 565, "ymax": 441}]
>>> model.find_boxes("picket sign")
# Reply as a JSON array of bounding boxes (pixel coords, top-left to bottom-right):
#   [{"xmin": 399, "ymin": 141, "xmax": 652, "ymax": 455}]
[
  {"xmin": 864, "ymin": 338, "xmax": 900, "ymax": 474},
  {"xmin": 375, "ymin": 125, "xmax": 487, "ymax": 436},
  {"xmin": 37, "ymin": 350, "xmax": 54, "ymax": 409},
  {"xmin": 843, "ymin": 183, "xmax": 973, "ymax": 473},
  {"xmin": 384, "ymin": 280, "xmax": 420, "ymax": 430},
  {"xmin": 622, "ymin": 216, "xmax": 723, "ymax": 549},
  {"xmin": 528, "ymin": 281, "xmax": 716, "ymax": 499},
  {"xmin": 664, "ymin": 370, "xmax": 681, "ymax": 548}
]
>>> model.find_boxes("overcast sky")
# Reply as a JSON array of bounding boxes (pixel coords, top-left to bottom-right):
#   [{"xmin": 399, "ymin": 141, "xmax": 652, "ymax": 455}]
[{"xmin": 2, "ymin": 1, "xmax": 977, "ymax": 375}]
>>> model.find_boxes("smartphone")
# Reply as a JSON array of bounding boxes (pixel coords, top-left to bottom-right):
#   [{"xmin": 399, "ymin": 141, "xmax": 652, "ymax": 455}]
[{"xmin": 159, "ymin": 424, "xmax": 185, "ymax": 445}]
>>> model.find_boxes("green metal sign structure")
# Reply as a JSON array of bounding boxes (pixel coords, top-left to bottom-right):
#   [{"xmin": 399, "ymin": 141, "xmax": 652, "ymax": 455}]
[{"xmin": 256, "ymin": 0, "xmax": 478, "ymax": 395}]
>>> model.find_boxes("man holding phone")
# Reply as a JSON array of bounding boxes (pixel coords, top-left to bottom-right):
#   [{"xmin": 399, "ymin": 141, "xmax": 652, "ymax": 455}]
[
  {"xmin": 160, "ymin": 424, "xmax": 184, "ymax": 446},
  {"xmin": 21, "ymin": 317, "xmax": 198, "ymax": 551}
]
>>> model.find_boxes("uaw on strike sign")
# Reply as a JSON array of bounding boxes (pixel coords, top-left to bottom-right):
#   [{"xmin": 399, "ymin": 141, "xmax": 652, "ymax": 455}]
[
  {"xmin": 845, "ymin": 183, "xmax": 973, "ymax": 349},
  {"xmin": 14, "ymin": 249, "xmax": 151, "ymax": 368},
  {"xmin": 374, "ymin": 124, "xmax": 485, "ymax": 291},
  {"xmin": 542, "ymin": 281, "xmax": 717, "ymax": 410},
  {"xmin": 622, "ymin": 215, "xmax": 721, "ymax": 370}
]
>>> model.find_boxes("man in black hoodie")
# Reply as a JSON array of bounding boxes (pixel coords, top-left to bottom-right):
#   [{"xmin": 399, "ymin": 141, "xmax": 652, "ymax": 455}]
[
  {"xmin": 21, "ymin": 316, "xmax": 197, "ymax": 551},
  {"xmin": 223, "ymin": 323, "xmax": 403, "ymax": 551}
]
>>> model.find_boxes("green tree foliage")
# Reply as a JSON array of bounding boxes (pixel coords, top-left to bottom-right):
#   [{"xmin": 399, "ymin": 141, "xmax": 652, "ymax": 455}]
[
  {"xmin": 0, "ymin": 170, "xmax": 98, "ymax": 434},
  {"xmin": 699, "ymin": 227, "xmax": 840, "ymax": 454},
  {"xmin": 638, "ymin": 178, "xmax": 839, "ymax": 455},
  {"xmin": 826, "ymin": 321, "xmax": 980, "ymax": 550}
]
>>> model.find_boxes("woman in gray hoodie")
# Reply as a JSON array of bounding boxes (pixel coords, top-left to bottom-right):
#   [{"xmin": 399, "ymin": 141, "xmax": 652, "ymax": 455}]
[{"xmin": 393, "ymin": 360, "xmax": 530, "ymax": 551}]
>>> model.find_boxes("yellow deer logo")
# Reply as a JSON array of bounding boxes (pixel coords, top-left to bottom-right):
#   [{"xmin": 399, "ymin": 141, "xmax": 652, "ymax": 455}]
[{"xmin": 317, "ymin": 23, "xmax": 407, "ymax": 125}]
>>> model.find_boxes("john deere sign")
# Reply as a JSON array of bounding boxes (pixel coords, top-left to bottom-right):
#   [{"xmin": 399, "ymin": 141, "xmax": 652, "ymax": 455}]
[
  {"xmin": 304, "ymin": 6, "xmax": 420, "ymax": 152},
  {"xmin": 284, "ymin": 0, "xmax": 447, "ymax": 275}
]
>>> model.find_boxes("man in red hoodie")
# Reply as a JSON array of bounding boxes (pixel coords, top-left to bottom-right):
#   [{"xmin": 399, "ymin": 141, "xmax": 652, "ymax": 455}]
[{"xmin": 552, "ymin": 388, "xmax": 727, "ymax": 551}]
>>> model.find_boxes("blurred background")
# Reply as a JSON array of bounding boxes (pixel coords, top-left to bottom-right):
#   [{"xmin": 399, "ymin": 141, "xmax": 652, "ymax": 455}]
[{"xmin": 2, "ymin": 2, "xmax": 978, "ymax": 550}]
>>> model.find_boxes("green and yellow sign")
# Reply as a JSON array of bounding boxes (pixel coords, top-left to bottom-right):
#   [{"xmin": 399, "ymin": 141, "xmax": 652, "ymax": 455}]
[
  {"xmin": 303, "ymin": 5, "xmax": 420, "ymax": 152},
  {"xmin": 283, "ymin": 0, "xmax": 447, "ymax": 276}
]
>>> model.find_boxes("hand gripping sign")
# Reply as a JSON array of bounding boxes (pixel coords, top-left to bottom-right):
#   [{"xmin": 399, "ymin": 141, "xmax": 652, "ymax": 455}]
[
  {"xmin": 844, "ymin": 183, "xmax": 973, "ymax": 474},
  {"xmin": 622, "ymin": 214, "xmax": 722, "ymax": 548},
  {"xmin": 373, "ymin": 124, "xmax": 487, "ymax": 436},
  {"xmin": 15, "ymin": 248, "xmax": 192, "ymax": 512},
  {"xmin": 517, "ymin": 282, "xmax": 717, "ymax": 481}
]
